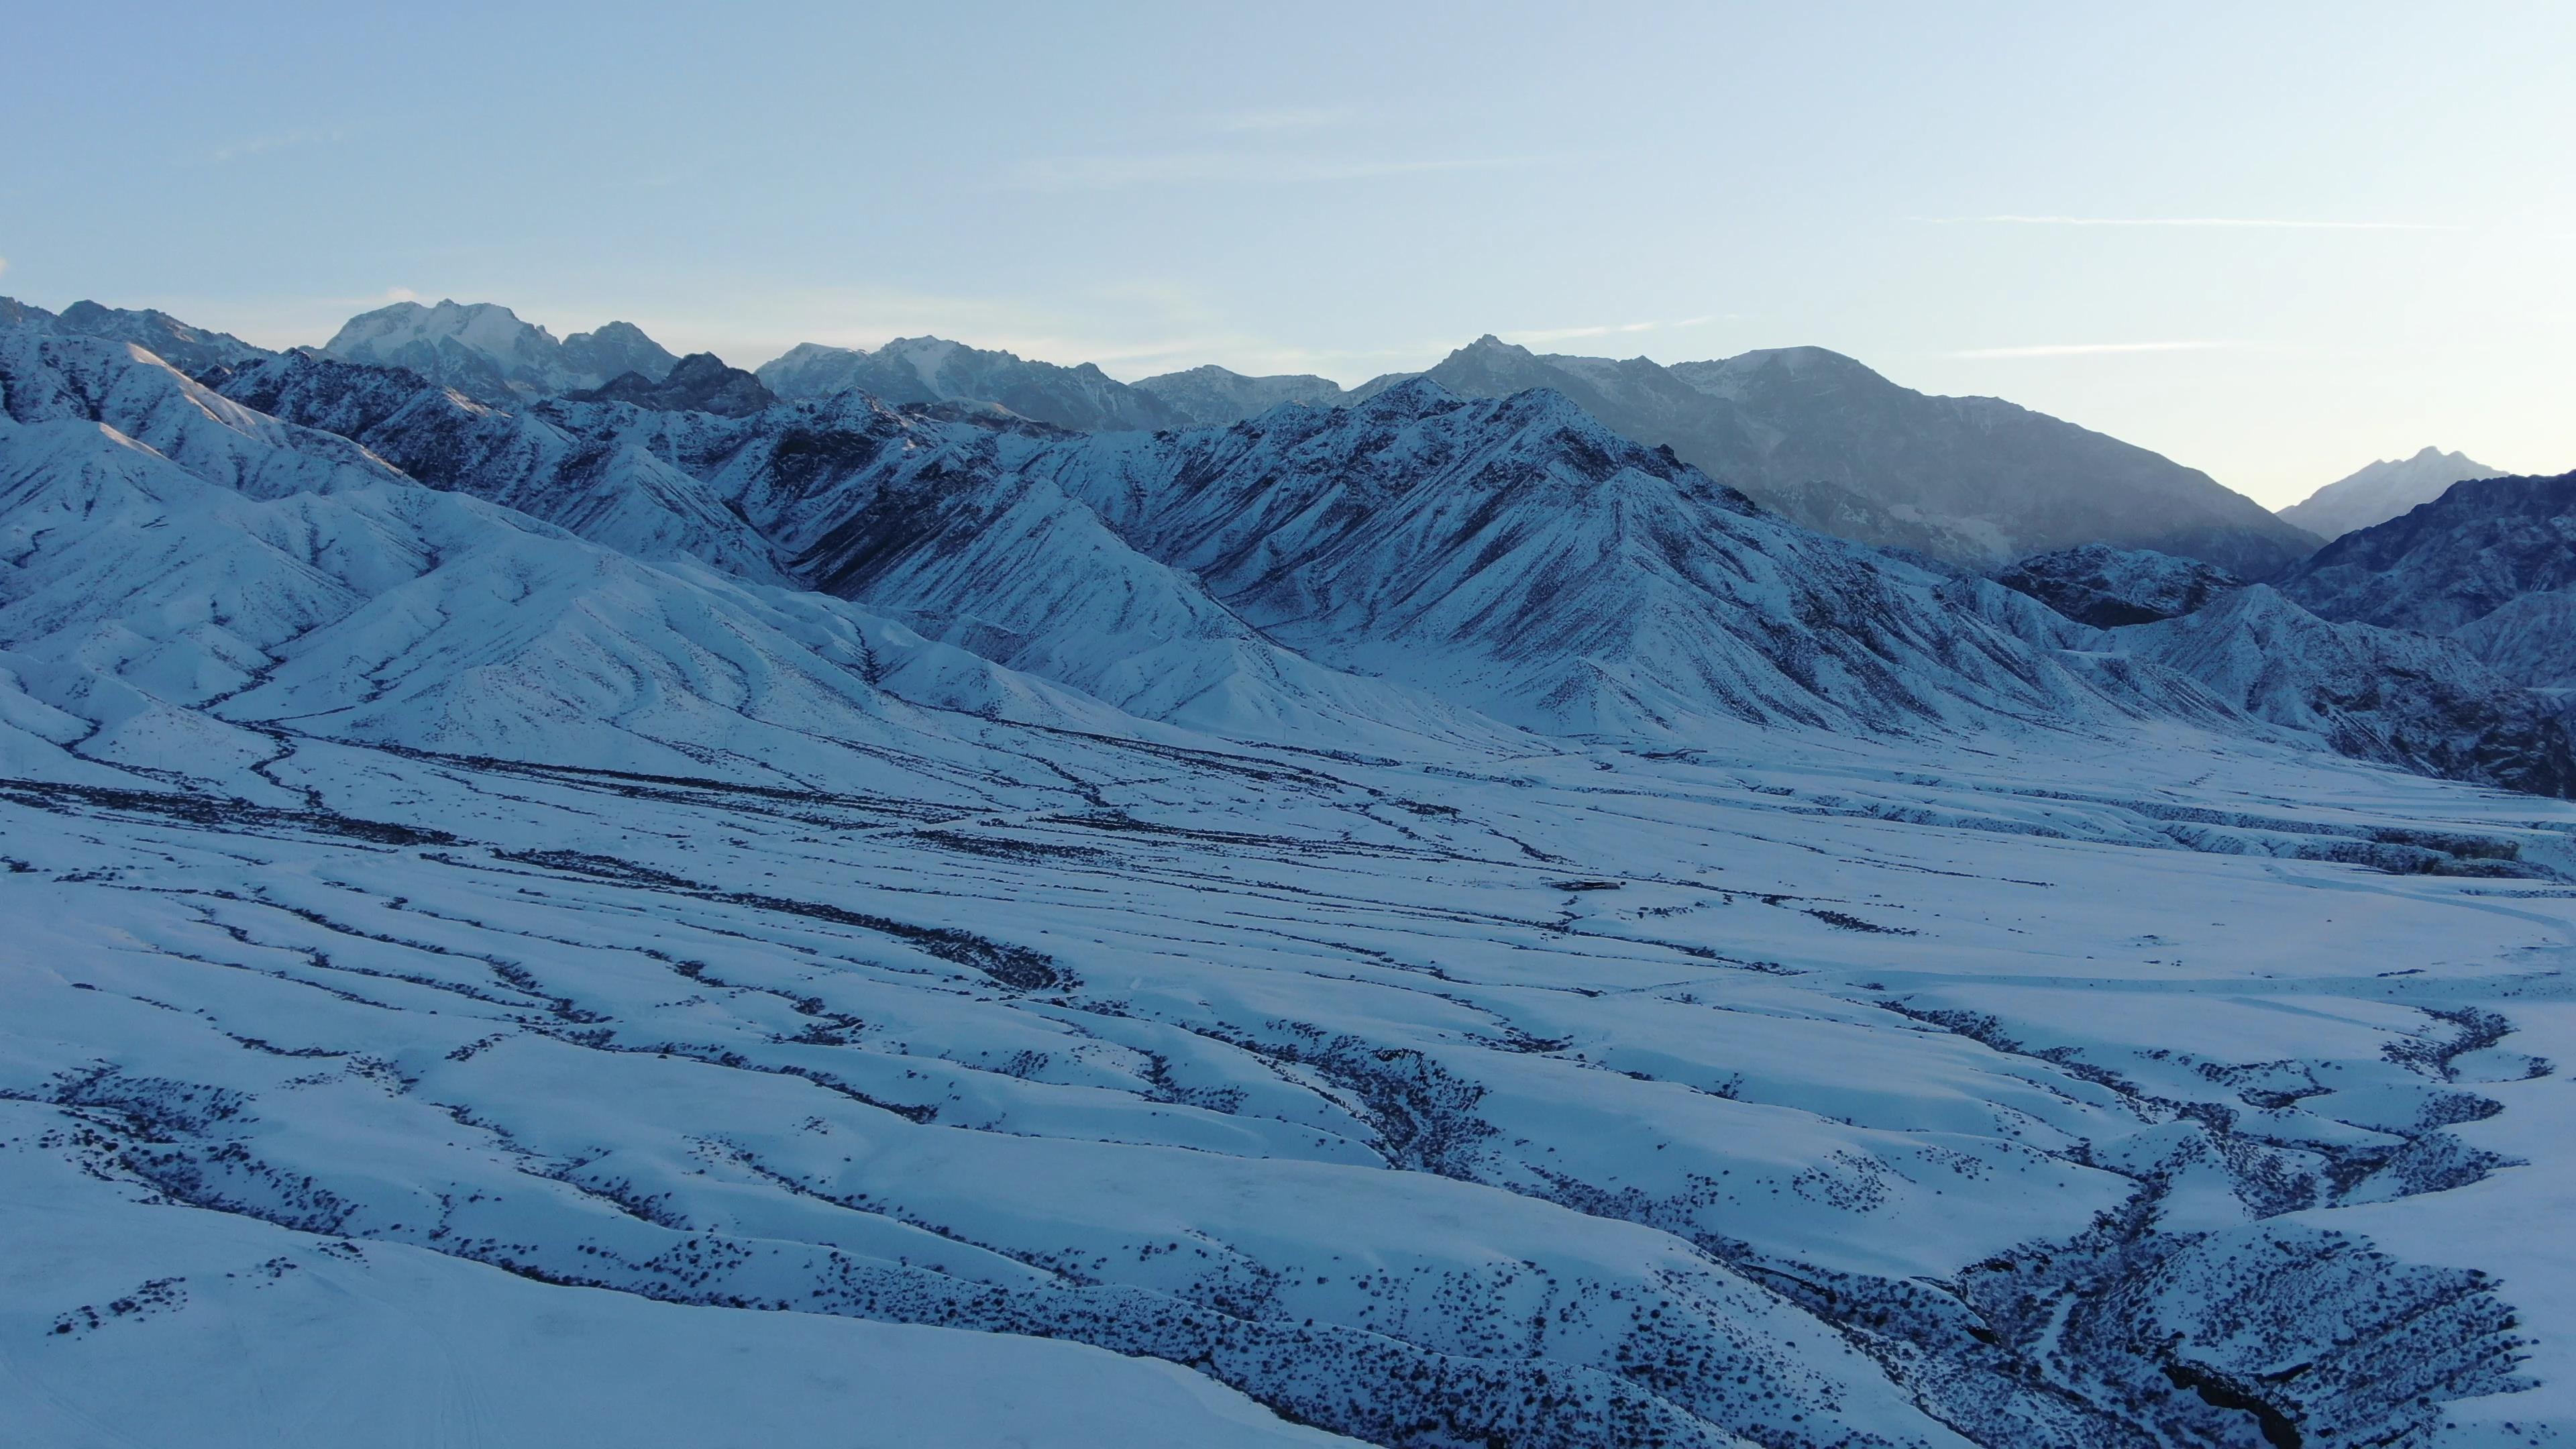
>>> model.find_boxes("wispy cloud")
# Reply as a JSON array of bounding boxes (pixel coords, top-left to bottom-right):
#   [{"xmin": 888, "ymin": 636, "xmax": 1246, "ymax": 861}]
[
  {"xmin": 1926, "ymin": 214, "xmax": 2459, "ymax": 232},
  {"xmin": 1008, "ymin": 151, "xmax": 1546, "ymax": 192},
  {"xmin": 1949, "ymin": 340, "xmax": 2241, "ymax": 359},
  {"xmin": 0, "ymin": 255, "xmax": 9, "ymax": 280},
  {"xmin": 210, "ymin": 129, "xmax": 339, "ymax": 164},
  {"xmin": 1505, "ymin": 316, "xmax": 1726, "ymax": 346}
]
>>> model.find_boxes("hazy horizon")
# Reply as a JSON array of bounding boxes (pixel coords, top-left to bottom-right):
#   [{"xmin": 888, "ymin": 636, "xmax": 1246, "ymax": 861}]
[{"xmin": 6, "ymin": 1, "xmax": 2569, "ymax": 507}]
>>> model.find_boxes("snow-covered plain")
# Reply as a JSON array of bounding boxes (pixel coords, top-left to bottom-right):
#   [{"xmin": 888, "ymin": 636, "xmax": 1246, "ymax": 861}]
[{"xmin": 6, "ymin": 325, "xmax": 2576, "ymax": 1447}]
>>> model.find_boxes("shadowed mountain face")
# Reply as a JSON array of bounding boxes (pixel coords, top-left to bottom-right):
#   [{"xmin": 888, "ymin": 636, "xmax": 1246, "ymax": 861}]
[
  {"xmin": 2279, "ymin": 446, "xmax": 2505, "ymax": 541},
  {"xmin": 568, "ymin": 352, "xmax": 778, "ymax": 417},
  {"xmin": 1352, "ymin": 337, "xmax": 2322, "ymax": 578},
  {"xmin": 2278, "ymin": 471, "xmax": 2576, "ymax": 690},
  {"xmin": 1998, "ymin": 545, "xmax": 2243, "ymax": 628},
  {"xmin": 1131, "ymin": 364, "xmax": 1350, "ymax": 425},
  {"xmin": 2279, "ymin": 472, "xmax": 2576, "ymax": 634}
]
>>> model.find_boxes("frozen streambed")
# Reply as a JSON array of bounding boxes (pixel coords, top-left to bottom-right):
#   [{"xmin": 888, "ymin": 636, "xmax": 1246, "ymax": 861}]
[{"xmin": 3, "ymin": 724, "xmax": 2573, "ymax": 1447}]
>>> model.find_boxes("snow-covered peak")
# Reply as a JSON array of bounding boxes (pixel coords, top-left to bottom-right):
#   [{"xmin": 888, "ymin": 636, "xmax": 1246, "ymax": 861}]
[
  {"xmin": 323, "ymin": 301, "xmax": 680, "ymax": 405},
  {"xmin": 2276, "ymin": 445, "xmax": 2506, "ymax": 541},
  {"xmin": 877, "ymin": 335, "xmax": 971, "ymax": 388},
  {"xmin": 559, "ymin": 319, "xmax": 681, "ymax": 388},
  {"xmin": 329, "ymin": 299, "xmax": 559, "ymax": 355}
]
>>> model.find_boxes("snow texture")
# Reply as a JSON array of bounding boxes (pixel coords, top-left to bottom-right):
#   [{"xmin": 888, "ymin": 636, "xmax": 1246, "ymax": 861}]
[{"xmin": 7, "ymin": 309, "xmax": 2576, "ymax": 1448}]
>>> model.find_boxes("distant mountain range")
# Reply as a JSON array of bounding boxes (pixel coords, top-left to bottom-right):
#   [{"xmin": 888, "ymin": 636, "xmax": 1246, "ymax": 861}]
[
  {"xmin": 3, "ymin": 293, "xmax": 2332, "ymax": 580},
  {"xmin": 1341, "ymin": 337, "xmax": 2321, "ymax": 578},
  {"xmin": 757, "ymin": 337, "xmax": 1192, "ymax": 432},
  {"xmin": 2278, "ymin": 446, "xmax": 2504, "ymax": 541},
  {"xmin": 757, "ymin": 331, "xmax": 2320, "ymax": 578},
  {"xmin": 21, "ymin": 289, "xmax": 2573, "ymax": 790}
]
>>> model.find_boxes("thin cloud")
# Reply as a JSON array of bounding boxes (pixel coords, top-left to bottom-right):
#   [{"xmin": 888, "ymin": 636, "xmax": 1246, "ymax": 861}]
[
  {"xmin": 1949, "ymin": 341, "xmax": 2241, "ymax": 359},
  {"xmin": 1008, "ymin": 151, "xmax": 1546, "ymax": 192},
  {"xmin": 1927, "ymin": 214, "xmax": 2459, "ymax": 232},
  {"xmin": 1506, "ymin": 316, "xmax": 1725, "ymax": 346},
  {"xmin": 0, "ymin": 255, "xmax": 9, "ymax": 280},
  {"xmin": 210, "ymin": 129, "xmax": 339, "ymax": 164}
]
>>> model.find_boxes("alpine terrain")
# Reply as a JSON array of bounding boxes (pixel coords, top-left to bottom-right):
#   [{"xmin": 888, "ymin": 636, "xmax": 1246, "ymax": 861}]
[{"xmin": 3, "ymin": 300, "xmax": 2573, "ymax": 1449}]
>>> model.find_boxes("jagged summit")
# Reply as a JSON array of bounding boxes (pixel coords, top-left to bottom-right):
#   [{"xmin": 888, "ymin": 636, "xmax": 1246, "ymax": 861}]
[
  {"xmin": 324, "ymin": 300, "xmax": 680, "ymax": 405},
  {"xmin": 0, "ymin": 294, "xmax": 274, "ymax": 376},
  {"xmin": 2277, "ymin": 445, "xmax": 2506, "ymax": 541},
  {"xmin": 755, "ymin": 334, "xmax": 1187, "ymax": 433}
]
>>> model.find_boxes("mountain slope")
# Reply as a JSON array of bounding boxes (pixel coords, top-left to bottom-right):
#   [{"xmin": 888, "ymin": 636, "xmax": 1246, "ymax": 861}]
[
  {"xmin": 2114, "ymin": 586, "xmax": 2576, "ymax": 798},
  {"xmin": 651, "ymin": 391, "xmax": 1517, "ymax": 749},
  {"xmin": 2, "ymin": 329, "xmax": 402, "ymax": 500},
  {"xmin": 1354, "ymin": 337, "xmax": 2320, "ymax": 576},
  {"xmin": 2452, "ymin": 590, "xmax": 2576, "ymax": 691},
  {"xmin": 211, "ymin": 350, "xmax": 786, "ymax": 581},
  {"xmin": 757, "ymin": 337, "xmax": 1188, "ymax": 432},
  {"xmin": 2279, "ymin": 446, "xmax": 2505, "ymax": 541},
  {"xmin": 0, "ymin": 354, "xmax": 1160, "ymax": 794},
  {"xmin": 1022, "ymin": 381, "xmax": 2203, "ymax": 741}
]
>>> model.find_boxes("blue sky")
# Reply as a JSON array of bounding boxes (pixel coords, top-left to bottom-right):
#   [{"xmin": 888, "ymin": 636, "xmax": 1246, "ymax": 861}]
[{"xmin": 5, "ymin": 1, "xmax": 2569, "ymax": 504}]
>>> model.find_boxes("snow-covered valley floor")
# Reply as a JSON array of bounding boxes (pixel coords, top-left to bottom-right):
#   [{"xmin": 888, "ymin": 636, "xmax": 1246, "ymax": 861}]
[{"xmin": 7, "ymin": 718, "xmax": 2573, "ymax": 1447}]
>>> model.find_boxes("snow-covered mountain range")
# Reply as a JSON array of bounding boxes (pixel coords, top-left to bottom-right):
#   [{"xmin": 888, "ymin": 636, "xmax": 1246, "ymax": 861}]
[
  {"xmin": 1345, "ymin": 337, "xmax": 2322, "ymax": 578},
  {"xmin": 7, "ymin": 301, "xmax": 2576, "ymax": 1448},
  {"xmin": 1, "ymin": 294, "xmax": 276, "ymax": 374},
  {"xmin": 2279, "ymin": 446, "xmax": 2506, "ymax": 541},
  {"xmin": 727, "ymin": 323, "xmax": 2316, "ymax": 577},
  {"xmin": 1132, "ymin": 362, "xmax": 1352, "ymax": 423},
  {"xmin": 757, "ymin": 336, "xmax": 1193, "ymax": 432}
]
